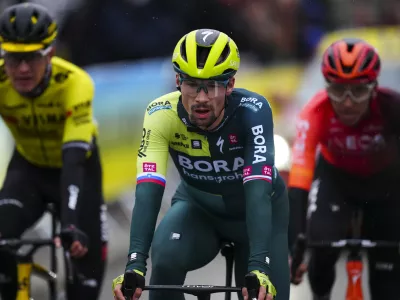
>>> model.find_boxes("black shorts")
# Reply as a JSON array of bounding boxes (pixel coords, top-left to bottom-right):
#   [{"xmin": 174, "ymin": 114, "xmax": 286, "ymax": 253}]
[
  {"xmin": 0, "ymin": 147, "xmax": 107, "ymax": 300},
  {"xmin": 307, "ymin": 155, "xmax": 400, "ymax": 299}
]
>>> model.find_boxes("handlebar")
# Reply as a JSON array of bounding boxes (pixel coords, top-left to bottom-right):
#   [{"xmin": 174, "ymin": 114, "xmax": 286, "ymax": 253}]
[
  {"xmin": 290, "ymin": 234, "xmax": 400, "ymax": 284},
  {"xmin": 306, "ymin": 239, "xmax": 400, "ymax": 249},
  {"xmin": 0, "ymin": 238, "xmax": 54, "ymax": 248},
  {"xmin": 0, "ymin": 237, "xmax": 55, "ymax": 263},
  {"xmin": 144, "ymin": 285, "xmax": 241, "ymax": 293},
  {"xmin": 122, "ymin": 270, "xmax": 261, "ymax": 300}
]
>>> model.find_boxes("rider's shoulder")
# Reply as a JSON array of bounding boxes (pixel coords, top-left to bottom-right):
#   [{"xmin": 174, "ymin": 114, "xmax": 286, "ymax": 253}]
[
  {"xmin": 301, "ymin": 89, "xmax": 330, "ymax": 116},
  {"xmin": 50, "ymin": 57, "xmax": 93, "ymax": 88},
  {"xmin": 145, "ymin": 91, "xmax": 180, "ymax": 117},
  {"xmin": 376, "ymin": 86, "xmax": 400, "ymax": 101},
  {"xmin": 232, "ymin": 88, "xmax": 272, "ymax": 114},
  {"xmin": 375, "ymin": 87, "xmax": 400, "ymax": 119}
]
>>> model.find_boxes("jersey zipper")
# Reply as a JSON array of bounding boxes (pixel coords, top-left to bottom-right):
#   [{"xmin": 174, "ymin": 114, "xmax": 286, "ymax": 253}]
[{"xmin": 30, "ymin": 101, "xmax": 49, "ymax": 163}]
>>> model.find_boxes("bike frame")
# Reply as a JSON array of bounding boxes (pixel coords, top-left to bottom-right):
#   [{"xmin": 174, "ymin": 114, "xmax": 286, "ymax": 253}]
[
  {"xmin": 16, "ymin": 262, "xmax": 31, "ymax": 300},
  {"xmin": 220, "ymin": 241, "xmax": 235, "ymax": 300},
  {"xmin": 0, "ymin": 238, "xmax": 57, "ymax": 300},
  {"xmin": 0, "ymin": 204, "xmax": 59, "ymax": 300},
  {"xmin": 346, "ymin": 255, "xmax": 363, "ymax": 300},
  {"xmin": 291, "ymin": 209, "xmax": 400, "ymax": 300}
]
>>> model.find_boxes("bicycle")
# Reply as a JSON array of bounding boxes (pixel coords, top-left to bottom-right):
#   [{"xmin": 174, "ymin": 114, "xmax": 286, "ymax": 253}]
[
  {"xmin": 291, "ymin": 207, "xmax": 400, "ymax": 300},
  {"xmin": 220, "ymin": 241, "xmax": 235, "ymax": 300},
  {"xmin": 0, "ymin": 203, "xmax": 74, "ymax": 300},
  {"xmin": 118, "ymin": 240, "xmax": 250, "ymax": 300},
  {"xmin": 122, "ymin": 269, "xmax": 261, "ymax": 300}
]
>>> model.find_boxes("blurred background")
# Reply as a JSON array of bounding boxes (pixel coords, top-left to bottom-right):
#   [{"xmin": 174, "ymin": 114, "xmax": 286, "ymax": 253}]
[{"xmin": 0, "ymin": 0, "xmax": 400, "ymax": 299}]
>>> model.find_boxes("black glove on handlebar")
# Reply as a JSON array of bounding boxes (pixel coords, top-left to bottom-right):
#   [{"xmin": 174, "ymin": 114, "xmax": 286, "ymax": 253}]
[
  {"xmin": 122, "ymin": 270, "xmax": 145, "ymax": 299},
  {"xmin": 60, "ymin": 224, "xmax": 88, "ymax": 250},
  {"xmin": 245, "ymin": 272, "xmax": 261, "ymax": 299}
]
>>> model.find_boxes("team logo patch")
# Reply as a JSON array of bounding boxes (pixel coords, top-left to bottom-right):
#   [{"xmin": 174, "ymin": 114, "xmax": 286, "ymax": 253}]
[
  {"xmin": 243, "ymin": 166, "xmax": 252, "ymax": 177},
  {"xmin": 147, "ymin": 101, "xmax": 172, "ymax": 115},
  {"xmin": 143, "ymin": 162, "xmax": 156, "ymax": 172},
  {"xmin": 262, "ymin": 165, "xmax": 272, "ymax": 176},
  {"xmin": 229, "ymin": 134, "xmax": 238, "ymax": 144},
  {"xmin": 191, "ymin": 140, "xmax": 202, "ymax": 149}
]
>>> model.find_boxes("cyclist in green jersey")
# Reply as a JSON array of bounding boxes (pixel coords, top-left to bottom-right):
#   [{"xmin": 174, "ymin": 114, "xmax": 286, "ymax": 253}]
[{"xmin": 112, "ymin": 29, "xmax": 290, "ymax": 300}]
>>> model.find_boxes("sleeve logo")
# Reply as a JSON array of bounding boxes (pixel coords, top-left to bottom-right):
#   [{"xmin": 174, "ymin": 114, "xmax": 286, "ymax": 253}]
[
  {"xmin": 243, "ymin": 166, "xmax": 252, "ymax": 177},
  {"xmin": 251, "ymin": 125, "xmax": 267, "ymax": 164},
  {"xmin": 143, "ymin": 162, "xmax": 156, "ymax": 172},
  {"xmin": 262, "ymin": 165, "xmax": 272, "ymax": 176}
]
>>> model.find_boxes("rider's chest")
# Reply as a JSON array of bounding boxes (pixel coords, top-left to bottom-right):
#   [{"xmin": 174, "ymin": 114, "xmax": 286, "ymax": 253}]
[
  {"xmin": 324, "ymin": 115, "xmax": 388, "ymax": 154},
  {"xmin": 0, "ymin": 91, "xmax": 65, "ymax": 132}
]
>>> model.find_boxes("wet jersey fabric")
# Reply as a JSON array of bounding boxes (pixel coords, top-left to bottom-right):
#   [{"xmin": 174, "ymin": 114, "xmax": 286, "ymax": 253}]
[
  {"xmin": 129, "ymin": 89, "xmax": 288, "ymax": 278},
  {"xmin": 0, "ymin": 57, "xmax": 98, "ymax": 168},
  {"xmin": 288, "ymin": 87, "xmax": 400, "ymax": 191}
]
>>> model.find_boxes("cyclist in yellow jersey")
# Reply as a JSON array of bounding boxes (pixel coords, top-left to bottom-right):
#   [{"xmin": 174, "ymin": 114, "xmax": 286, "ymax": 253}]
[
  {"xmin": 112, "ymin": 29, "xmax": 290, "ymax": 300},
  {"xmin": 0, "ymin": 3, "xmax": 107, "ymax": 300}
]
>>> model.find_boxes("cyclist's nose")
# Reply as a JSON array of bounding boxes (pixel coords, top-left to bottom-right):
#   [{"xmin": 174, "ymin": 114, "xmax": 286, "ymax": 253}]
[
  {"xmin": 343, "ymin": 96, "xmax": 354, "ymax": 108},
  {"xmin": 195, "ymin": 89, "xmax": 209, "ymax": 102},
  {"xmin": 17, "ymin": 61, "xmax": 31, "ymax": 73}
]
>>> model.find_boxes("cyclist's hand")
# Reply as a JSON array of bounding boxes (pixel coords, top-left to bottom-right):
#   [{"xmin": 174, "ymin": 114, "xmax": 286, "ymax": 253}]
[
  {"xmin": 112, "ymin": 274, "xmax": 128, "ymax": 300},
  {"xmin": 60, "ymin": 225, "xmax": 88, "ymax": 258},
  {"xmin": 289, "ymin": 256, "xmax": 307, "ymax": 285},
  {"xmin": 242, "ymin": 270, "xmax": 276, "ymax": 300},
  {"xmin": 112, "ymin": 270, "xmax": 144, "ymax": 300}
]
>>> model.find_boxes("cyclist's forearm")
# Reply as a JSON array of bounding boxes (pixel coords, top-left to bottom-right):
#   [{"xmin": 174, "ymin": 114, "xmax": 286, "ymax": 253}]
[
  {"xmin": 245, "ymin": 180, "xmax": 273, "ymax": 276},
  {"xmin": 60, "ymin": 147, "xmax": 87, "ymax": 226},
  {"xmin": 127, "ymin": 182, "xmax": 164, "ymax": 274},
  {"xmin": 288, "ymin": 187, "xmax": 308, "ymax": 253}
]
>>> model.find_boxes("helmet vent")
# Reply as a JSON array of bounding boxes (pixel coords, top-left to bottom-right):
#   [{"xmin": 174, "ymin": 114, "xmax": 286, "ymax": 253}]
[
  {"xmin": 347, "ymin": 44, "xmax": 354, "ymax": 52},
  {"xmin": 373, "ymin": 59, "xmax": 380, "ymax": 71},
  {"xmin": 180, "ymin": 38, "xmax": 187, "ymax": 62},
  {"xmin": 342, "ymin": 65, "xmax": 354, "ymax": 73},
  {"xmin": 215, "ymin": 42, "xmax": 230, "ymax": 66},
  {"xmin": 197, "ymin": 46, "xmax": 210, "ymax": 69},
  {"xmin": 359, "ymin": 49, "xmax": 374, "ymax": 71},
  {"xmin": 328, "ymin": 56, "xmax": 335, "ymax": 69}
]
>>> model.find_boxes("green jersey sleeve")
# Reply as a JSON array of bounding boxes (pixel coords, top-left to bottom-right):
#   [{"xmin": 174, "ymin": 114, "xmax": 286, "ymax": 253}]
[
  {"xmin": 241, "ymin": 94, "xmax": 276, "ymax": 276},
  {"xmin": 126, "ymin": 94, "xmax": 176, "ymax": 274}
]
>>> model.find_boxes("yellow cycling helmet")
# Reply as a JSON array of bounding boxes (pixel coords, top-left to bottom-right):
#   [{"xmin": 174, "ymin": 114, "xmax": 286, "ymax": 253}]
[
  {"xmin": 0, "ymin": 3, "xmax": 57, "ymax": 52},
  {"xmin": 172, "ymin": 29, "xmax": 240, "ymax": 80}
]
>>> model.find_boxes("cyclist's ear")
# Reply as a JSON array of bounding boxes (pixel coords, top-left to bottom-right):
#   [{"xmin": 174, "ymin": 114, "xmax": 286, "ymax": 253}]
[{"xmin": 226, "ymin": 77, "xmax": 235, "ymax": 95}]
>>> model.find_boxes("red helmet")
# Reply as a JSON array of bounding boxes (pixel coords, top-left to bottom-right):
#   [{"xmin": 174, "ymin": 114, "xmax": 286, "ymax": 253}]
[{"xmin": 321, "ymin": 38, "xmax": 380, "ymax": 83}]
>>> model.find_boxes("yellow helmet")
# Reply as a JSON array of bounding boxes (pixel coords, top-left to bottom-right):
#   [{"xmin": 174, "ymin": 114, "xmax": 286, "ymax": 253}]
[{"xmin": 172, "ymin": 29, "xmax": 240, "ymax": 80}]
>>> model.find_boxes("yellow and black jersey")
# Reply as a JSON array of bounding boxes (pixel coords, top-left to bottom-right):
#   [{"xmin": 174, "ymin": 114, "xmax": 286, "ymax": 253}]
[{"xmin": 0, "ymin": 56, "xmax": 98, "ymax": 168}]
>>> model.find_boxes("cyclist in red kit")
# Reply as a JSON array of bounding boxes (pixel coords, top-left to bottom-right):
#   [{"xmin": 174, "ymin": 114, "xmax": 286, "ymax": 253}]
[{"xmin": 288, "ymin": 38, "xmax": 400, "ymax": 300}]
